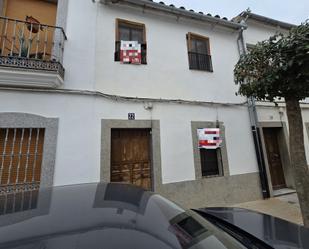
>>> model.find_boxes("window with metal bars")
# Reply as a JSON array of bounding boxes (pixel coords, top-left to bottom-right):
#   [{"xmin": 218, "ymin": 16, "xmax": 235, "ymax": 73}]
[
  {"xmin": 115, "ymin": 18, "xmax": 147, "ymax": 64},
  {"xmin": 200, "ymin": 148, "xmax": 223, "ymax": 177},
  {"xmin": 187, "ymin": 33, "xmax": 213, "ymax": 72},
  {"xmin": 0, "ymin": 128, "xmax": 45, "ymax": 192},
  {"xmin": 0, "ymin": 189, "xmax": 38, "ymax": 215}
]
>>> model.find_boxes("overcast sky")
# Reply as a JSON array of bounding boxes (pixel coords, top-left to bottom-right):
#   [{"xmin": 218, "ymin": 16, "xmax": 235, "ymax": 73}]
[{"xmin": 159, "ymin": 0, "xmax": 309, "ymax": 25}]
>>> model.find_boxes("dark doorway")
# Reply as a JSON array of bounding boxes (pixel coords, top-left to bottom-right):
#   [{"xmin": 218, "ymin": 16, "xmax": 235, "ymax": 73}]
[
  {"xmin": 111, "ymin": 129, "xmax": 152, "ymax": 190},
  {"xmin": 263, "ymin": 128, "xmax": 286, "ymax": 190}
]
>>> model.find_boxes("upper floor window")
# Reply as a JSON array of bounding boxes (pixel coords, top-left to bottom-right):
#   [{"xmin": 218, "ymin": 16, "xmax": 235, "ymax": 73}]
[
  {"xmin": 115, "ymin": 19, "xmax": 147, "ymax": 64},
  {"xmin": 187, "ymin": 33, "xmax": 213, "ymax": 72}
]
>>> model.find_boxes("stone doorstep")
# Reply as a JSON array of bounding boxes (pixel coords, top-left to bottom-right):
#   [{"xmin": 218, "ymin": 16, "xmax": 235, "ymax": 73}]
[{"xmin": 273, "ymin": 188, "xmax": 296, "ymax": 197}]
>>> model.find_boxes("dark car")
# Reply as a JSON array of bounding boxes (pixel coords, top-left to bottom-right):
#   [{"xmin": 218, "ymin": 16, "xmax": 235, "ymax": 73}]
[{"xmin": 0, "ymin": 183, "xmax": 307, "ymax": 249}]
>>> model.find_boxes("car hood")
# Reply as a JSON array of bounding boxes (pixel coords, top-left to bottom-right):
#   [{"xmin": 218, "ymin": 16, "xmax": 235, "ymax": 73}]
[
  {"xmin": 0, "ymin": 183, "xmax": 245, "ymax": 249},
  {"xmin": 0, "ymin": 183, "xmax": 185, "ymax": 249},
  {"xmin": 198, "ymin": 207, "xmax": 309, "ymax": 249}
]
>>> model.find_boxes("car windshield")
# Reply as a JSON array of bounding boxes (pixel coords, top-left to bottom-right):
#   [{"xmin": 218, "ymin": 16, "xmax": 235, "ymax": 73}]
[{"xmin": 0, "ymin": 183, "xmax": 247, "ymax": 249}]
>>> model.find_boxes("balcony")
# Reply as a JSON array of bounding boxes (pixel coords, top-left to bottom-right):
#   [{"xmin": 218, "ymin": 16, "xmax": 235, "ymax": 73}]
[{"xmin": 0, "ymin": 16, "xmax": 67, "ymax": 88}]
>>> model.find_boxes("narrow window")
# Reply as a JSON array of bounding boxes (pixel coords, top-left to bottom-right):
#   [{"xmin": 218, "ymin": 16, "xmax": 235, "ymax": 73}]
[
  {"xmin": 200, "ymin": 148, "xmax": 222, "ymax": 177},
  {"xmin": 187, "ymin": 33, "xmax": 213, "ymax": 72},
  {"xmin": 115, "ymin": 19, "xmax": 147, "ymax": 64}
]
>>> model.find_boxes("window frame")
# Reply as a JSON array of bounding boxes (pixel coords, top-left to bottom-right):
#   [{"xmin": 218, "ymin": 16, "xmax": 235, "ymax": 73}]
[
  {"xmin": 187, "ymin": 32, "xmax": 213, "ymax": 72},
  {"xmin": 115, "ymin": 18, "xmax": 147, "ymax": 64},
  {"xmin": 0, "ymin": 113, "xmax": 58, "ymax": 193}
]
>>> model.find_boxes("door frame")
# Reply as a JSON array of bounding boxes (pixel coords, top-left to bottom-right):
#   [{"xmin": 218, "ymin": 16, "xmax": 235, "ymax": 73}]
[
  {"xmin": 101, "ymin": 119, "xmax": 162, "ymax": 192},
  {"xmin": 259, "ymin": 122, "xmax": 294, "ymax": 196}
]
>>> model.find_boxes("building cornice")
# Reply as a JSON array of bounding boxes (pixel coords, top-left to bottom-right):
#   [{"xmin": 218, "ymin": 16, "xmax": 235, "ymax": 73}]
[
  {"xmin": 100, "ymin": 0, "xmax": 247, "ymax": 30},
  {"xmin": 233, "ymin": 11, "xmax": 297, "ymax": 30}
]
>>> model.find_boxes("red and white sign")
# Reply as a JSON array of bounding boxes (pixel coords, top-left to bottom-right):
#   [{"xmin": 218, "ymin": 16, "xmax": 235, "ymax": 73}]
[
  {"xmin": 197, "ymin": 128, "xmax": 222, "ymax": 149},
  {"xmin": 120, "ymin": 41, "xmax": 141, "ymax": 64}
]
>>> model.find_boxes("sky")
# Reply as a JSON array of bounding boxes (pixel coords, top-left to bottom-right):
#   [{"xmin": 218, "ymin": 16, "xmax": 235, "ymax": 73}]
[{"xmin": 159, "ymin": 0, "xmax": 309, "ymax": 25}]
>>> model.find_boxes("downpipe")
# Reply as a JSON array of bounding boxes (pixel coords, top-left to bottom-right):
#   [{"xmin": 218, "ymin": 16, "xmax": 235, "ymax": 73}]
[{"xmin": 237, "ymin": 27, "xmax": 270, "ymax": 198}]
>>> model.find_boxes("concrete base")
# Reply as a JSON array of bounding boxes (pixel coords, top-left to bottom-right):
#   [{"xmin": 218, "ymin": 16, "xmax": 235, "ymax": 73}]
[{"xmin": 157, "ymin": 172, "xmax": 262, "ymax": 209}]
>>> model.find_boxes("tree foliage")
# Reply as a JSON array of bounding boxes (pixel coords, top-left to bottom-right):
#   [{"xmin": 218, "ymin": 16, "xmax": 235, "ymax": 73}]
[
  {"xmin": 234, "ymin": 21, "xmax": 309, "ymax": 227},
  {"xmin": 234, "ymin": 21, "xmax": 309, "ymax": 101}
]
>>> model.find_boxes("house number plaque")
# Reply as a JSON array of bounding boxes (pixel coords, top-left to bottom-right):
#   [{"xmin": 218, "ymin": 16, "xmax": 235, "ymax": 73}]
[{"xmin": 128, "ymin": 113, "xmax": 135, "ymax": 120}]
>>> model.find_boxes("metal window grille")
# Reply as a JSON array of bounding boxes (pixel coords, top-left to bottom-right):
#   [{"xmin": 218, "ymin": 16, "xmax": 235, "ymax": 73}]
[
  {"xmin": 188, "ymin": 52, "xmax": 213, "ymax": 72},
  {"xmin": 0, "ymin": 189, "xmax": 38, "ymax": 215},
  {"xmin": 0, "ymin": 128, "xmax": 45, "ymax": 194}
]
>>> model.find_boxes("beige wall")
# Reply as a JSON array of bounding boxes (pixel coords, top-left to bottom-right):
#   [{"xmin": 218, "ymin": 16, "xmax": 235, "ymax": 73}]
[
  {"xmin": 1, "ymin": 0, "xmax": 57, "ymax": 59},
  {"xmin": 4, "ymin": 0, "xmax": 57, "ymax": 26}
]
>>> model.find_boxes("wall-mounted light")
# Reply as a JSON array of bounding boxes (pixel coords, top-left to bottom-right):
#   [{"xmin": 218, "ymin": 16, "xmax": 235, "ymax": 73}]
[{"xmin": 144, "ymin": 102, "xmax": 153, "ymax": 110}]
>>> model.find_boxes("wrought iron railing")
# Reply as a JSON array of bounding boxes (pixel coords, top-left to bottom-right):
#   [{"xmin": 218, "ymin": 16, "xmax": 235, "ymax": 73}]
[
  {"xmin": 0, "ymin": 128, "xmax": 44, "ymax": 194},
  {"xmin": 0, "ymin": 16, "xmax": 67, "ymax": 78},
  {"xmin": 0, "ymin": 188, "xmax": 39, "ymax": 215},
  {"xmin": 188, "ymin": 52, "xmax": 213, "ymax": 72}
]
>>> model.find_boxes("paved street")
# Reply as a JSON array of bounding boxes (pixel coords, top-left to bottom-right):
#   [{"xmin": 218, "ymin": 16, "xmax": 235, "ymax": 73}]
[{"xmin": 233, "ymin": 193, "xmax": 303, "ymax": 225}]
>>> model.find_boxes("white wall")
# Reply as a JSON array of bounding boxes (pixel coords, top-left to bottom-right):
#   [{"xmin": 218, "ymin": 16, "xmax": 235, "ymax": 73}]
[
  {"xmin": 0, "ymin": 1, "xmax": 261, "ymax": 187},
  {"xmin": 0, "ymin": 91, "xmax": 259, "ymax": 186},
  {"xmin": 62, "ymin": 0, "xmax": 97, "ymax": 90},
  {"xmin": 243, "ymin": 19, "xmax": 289, "ymax": 45},
  {"xmin": 95, "ymin": 4, "xmax": 245, "ymax": 103}
]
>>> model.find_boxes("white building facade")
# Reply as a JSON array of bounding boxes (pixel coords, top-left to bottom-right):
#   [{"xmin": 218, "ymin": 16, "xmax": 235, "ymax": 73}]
[{"xmin": 0, "ymin": 0, "xmax": 306, "ymax": 208}]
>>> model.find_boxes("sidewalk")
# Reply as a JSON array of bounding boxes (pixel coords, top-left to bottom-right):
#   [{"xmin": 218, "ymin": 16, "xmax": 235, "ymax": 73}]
[{"xmin": 233, "ymin": 193, "xmax": 303, "ymax": 225}]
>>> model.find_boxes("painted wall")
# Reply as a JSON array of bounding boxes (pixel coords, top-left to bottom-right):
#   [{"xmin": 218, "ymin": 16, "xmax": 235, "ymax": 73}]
[
  {"xmin": 0, "ymin": 90, "xmax": 259, "ymax": 186},
  {"xmin": 3, "ymin": 0, "xmax": 57, "ymax": 25},
  {"xmin": 243, "ymin": 19, "xmax": 289, "ymax": 45},
  {"xmin": 0, "ymin": 0, "xmax": 58, "ymax": 60},
  {"xmin": 0, "ymin": 0, "xmax": 262, "ymax": 206},
  {"xmin": 95, "ymin": 4, "xmax": 245, "ymax": 103},
  {"xmin": 49, "ymin": 1, "xmax": 259, "ymax": 185},
  {"xmin": 61, "ymin": 0, "xmax": 97, "ymax": 90}
]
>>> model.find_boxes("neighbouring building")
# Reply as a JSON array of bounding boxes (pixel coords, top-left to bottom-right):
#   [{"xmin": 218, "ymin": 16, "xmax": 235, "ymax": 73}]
[
  {"xmin": 233, "ymin": 11, "xmax": 309, "ymax": 197},
  {"xmin": 0, "ymin": 0, "xmax": 307, "ymax": 209}
]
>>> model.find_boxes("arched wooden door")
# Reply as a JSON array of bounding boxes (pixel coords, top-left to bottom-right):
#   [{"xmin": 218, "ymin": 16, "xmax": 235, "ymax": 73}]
[{"xmin": 111, "ymin": 129, "xmax": 152, "ymax": 190}]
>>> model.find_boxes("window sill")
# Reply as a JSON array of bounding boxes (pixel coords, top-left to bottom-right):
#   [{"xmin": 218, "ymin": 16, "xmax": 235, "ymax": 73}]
[
  {"xmin": 114, "ymin": 60, "xmax": 147, "ymax": 65},
  {"xmin": 189, "ymin": 68, "xmax": 214, "ymax": 73},
  {"xmin": 202, "ymin": 174, "xmax": 224, "ymax": 179}
]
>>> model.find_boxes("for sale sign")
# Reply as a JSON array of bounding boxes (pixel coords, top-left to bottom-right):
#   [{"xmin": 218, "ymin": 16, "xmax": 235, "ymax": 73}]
[
  {"xmin": 197, "ymin": 128, "xmax": 222, "ymax": 149},
  {"xmin": 120, "ymin": 41, "xmax": 141, "ymax": 64}
]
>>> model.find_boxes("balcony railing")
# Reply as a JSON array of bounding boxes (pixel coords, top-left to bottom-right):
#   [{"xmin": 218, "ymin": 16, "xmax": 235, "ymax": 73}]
[
  {"xmin": 0, "ymin": 16, "xmax": 67, "ymax": 79},
  {"xmin": 188, "ymin": 52, "xmax": 213, "ymax": 72}
]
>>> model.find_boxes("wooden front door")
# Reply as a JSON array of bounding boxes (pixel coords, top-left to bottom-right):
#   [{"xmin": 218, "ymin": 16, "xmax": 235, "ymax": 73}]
[
  {"xmin": 263, "ymin": 128, "xmax": 286, "ymax": 190},
  {"xmin": 111, "ymin": 129, "xmax": 152, "ymax": 190}
]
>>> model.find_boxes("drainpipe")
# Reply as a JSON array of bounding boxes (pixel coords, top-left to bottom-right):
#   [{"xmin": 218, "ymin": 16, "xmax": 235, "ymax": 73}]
[{"xmin": 237, "ymin": 26, "xmax": 270, "ymax": 199}]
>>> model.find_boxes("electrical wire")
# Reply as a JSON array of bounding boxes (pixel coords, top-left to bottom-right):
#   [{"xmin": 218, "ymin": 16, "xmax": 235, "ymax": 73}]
[{"xmin": 0, "ymin": 87, "xmax": 248, "ymax": 108}]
